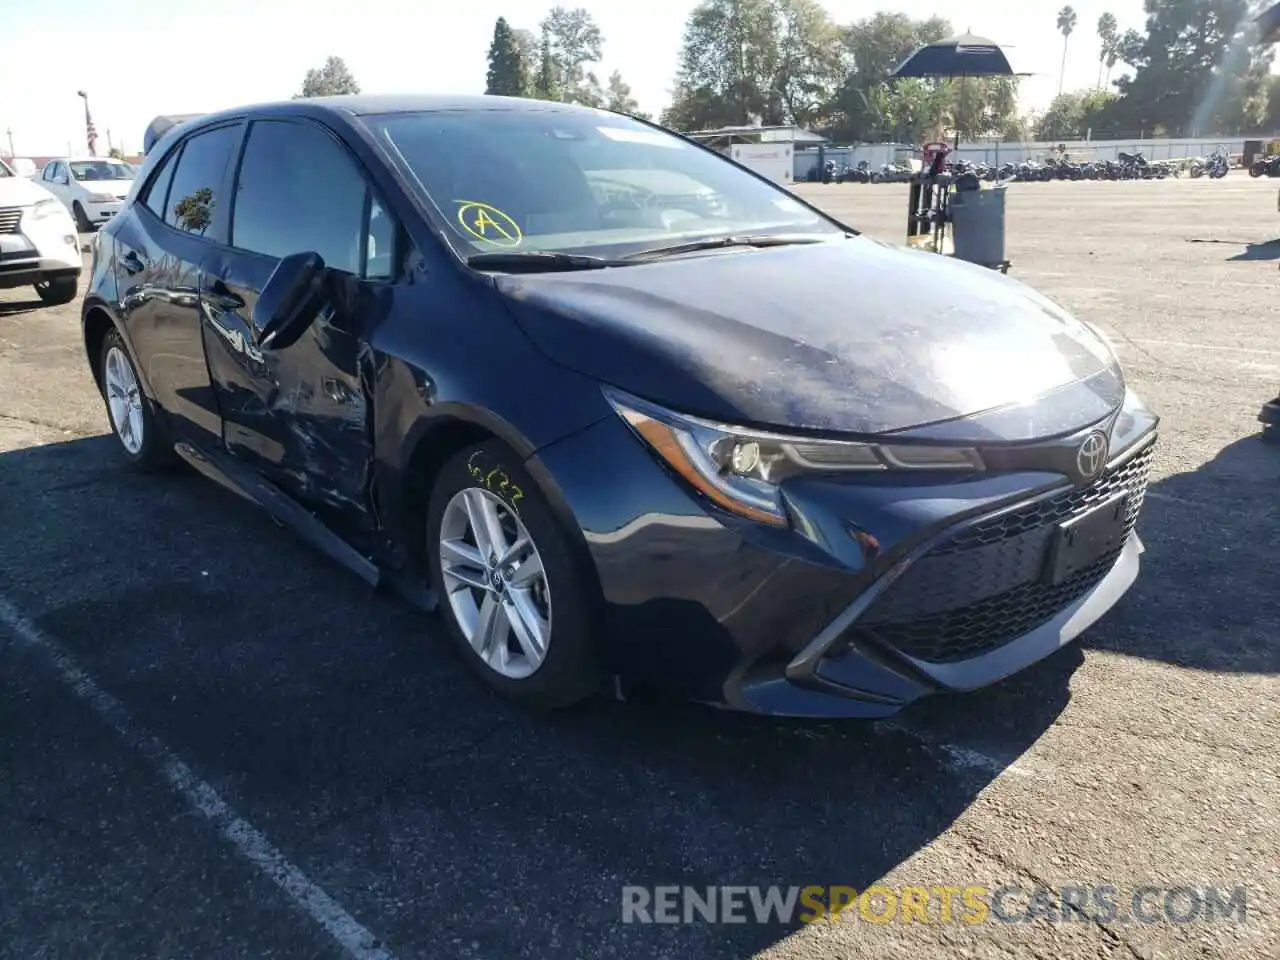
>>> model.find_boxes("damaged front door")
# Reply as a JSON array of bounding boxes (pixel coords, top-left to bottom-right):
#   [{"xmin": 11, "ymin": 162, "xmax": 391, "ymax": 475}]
[{"xmin": 199, "ymin": 116, "xmax": 389, "ymax": 522}]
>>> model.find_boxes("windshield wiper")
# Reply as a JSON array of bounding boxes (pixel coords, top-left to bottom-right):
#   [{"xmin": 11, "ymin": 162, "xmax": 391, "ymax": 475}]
[
  {"xmin": 466, "ymin": 251, "xmax": 626, "ymax": 273},
  {"xmin": 621, "ymin": 234, "xmax": 831, "ymax": 262}
]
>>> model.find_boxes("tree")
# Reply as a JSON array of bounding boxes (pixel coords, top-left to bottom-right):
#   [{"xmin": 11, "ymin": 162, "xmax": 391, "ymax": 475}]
[
  {"xmin": 1057, "ymin": 6, "xmax": 1078, "ymax": 97},
  {"xmin": 1108, "ymin": 0, "xmax": 1273, "ymax": 137},
  {"xmin": 772, "ymin": 0, "xmax": 846, "ymax": 128},
  {"xmin": 663, "ymin": 0, "xmax": 844, "ymax": 131},
  {"xmin": 108, "ymin": 146, "xmax": 124, "ymax": 160},
  {"xmin": 605, "ymin": 71, "xmax": 648, "ymax": 117},
  {"xmin": 1034, "ymin": 89, "xmax": 1117, "ymax": 140},
  {"xmin": 485, "ymin": 17, "xmax": 530, "ymax": 96},
  {"xmin": 296, "ymin": 55, "xmax": 360, "ymax": 98},
  {"xmin": 1103, "ymin": 36, "xmax": 1122, "ymax": 90},
  {"xmin": 540, "ymin": 6, "xmax": 604, "ymax": 105},
  {"xmin": 513, "ymin": 28, "xmax": 538, "ymax": 84},
  {"xmin": 663, "ymin": 0, "xmax": 786, "ymax": 130},
  {"xmin": 827, "ymin": 13, "xmax": 952, "ymax": 142},
  {"xmin": 1263, "ymin": 75, "xmax": 1280, "ymax": 133},
  {"xmin": 532, "ymin": 28, "xmax": 561, "ymax": 101},
  {"xmin": 1096, "ymin": 12, "xmax": 1118, "ymax": 90}
]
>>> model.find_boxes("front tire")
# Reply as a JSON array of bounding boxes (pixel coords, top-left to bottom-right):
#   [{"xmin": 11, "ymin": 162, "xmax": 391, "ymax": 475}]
[
  {"xmin": 72, "ymin": 201, "xmax": 94, "ymax": 232},
  {"xmin": 34, "ymin": 276, "xmax": 77, "ymax": 305},
  {"xmin": 98, "ymin": 328, "xmax": 175, "ymax": 471},
  {"xmin": 427, "ymin": 440, "xmax": 601, "ymax": 710}
]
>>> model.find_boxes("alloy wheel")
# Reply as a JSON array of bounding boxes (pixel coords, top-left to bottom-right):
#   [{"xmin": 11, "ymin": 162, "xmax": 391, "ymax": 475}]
[
  {"xmin": 104, "ymin": 345, "xmax": 145, "ymax": 455},
  {"xmin": 438, "ymin": 487, "xmax": 552, "ymax": 680}
]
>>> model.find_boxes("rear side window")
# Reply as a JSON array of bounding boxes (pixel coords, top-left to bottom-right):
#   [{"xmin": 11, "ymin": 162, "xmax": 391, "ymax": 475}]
[
  {"xmin": 141, "ymin": 150, "xmax": 178, "ymax": 220},
  {"xmin": 164, "ymin": 124, "xmax": 241, "ymax": 236},
  {"xmin": 231, "ymin": 119, "xmax": 370, "ymax": 276}
]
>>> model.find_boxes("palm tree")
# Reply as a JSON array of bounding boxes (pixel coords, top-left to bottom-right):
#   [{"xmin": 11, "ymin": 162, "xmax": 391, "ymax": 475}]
[
  {"xmin": 1096, "ymin": 13, "xmax": 1117, "ymax": 90},
  {"xmin": 1057, "ymin": 5, "xmax": 1078, "ymax": 96},
  {"xmin": 1103, "ymin": 41, "xmax": 1120, "ymax": 89}
]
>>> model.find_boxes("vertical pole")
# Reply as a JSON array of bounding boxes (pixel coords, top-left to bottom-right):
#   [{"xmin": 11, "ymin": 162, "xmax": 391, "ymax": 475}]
[{"xmin": 3, "ymin": 128, "xmax": 13, "ymax": 157}]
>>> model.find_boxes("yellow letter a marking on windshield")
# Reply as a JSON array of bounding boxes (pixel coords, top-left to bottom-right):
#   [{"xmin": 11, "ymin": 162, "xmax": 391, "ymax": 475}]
[{"xmin": 456, "ymin": 201, "xmax": 522, "ymax": 247}]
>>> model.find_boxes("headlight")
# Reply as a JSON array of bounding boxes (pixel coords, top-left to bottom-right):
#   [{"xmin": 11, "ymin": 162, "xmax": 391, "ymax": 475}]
[
  {"xmin": 88, "ymin": 192, "xmax": 116, "ymax": 202},
  {"xmin": 1109, "ymin": 388, "xmax": 1158, "ymax": 456},
  {"xmin": 605, "ymin": 388, "xmax": 984, "ymax": 527},
  {"xmin": 31, "ymin": 198, "xmax": 69, "ymax": 221}
]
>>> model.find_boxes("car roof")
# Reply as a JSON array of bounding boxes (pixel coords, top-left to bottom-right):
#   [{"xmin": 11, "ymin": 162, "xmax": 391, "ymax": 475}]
[
  {"xmin": 190, "ymin": 94, "xmax": 608, "ymax": 128},
  {"xmin": 146, "ymin": 96, "xmax": 622, "ymax": 157}
]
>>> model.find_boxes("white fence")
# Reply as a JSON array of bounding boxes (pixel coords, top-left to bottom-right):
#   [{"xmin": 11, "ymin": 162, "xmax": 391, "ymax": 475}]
[{"xmin": 795, "ymin": 136, "xmax": 1260, "ymax": 176}]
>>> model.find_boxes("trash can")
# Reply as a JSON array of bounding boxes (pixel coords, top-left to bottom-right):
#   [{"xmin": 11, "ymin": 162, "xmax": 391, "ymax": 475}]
[{"xmin": 949, "ymin": 184, "xmax": 1007, "ymax": 267}]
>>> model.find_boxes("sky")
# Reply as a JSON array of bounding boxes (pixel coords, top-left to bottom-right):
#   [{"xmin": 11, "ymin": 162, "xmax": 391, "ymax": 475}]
[{"xmin": 1, "ymin": 0, "xmax": 1156, "ymax": 157}]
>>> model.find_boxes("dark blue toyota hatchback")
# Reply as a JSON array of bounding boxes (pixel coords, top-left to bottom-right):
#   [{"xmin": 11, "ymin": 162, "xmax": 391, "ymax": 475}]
[{"xmin": 83, "ymin": 94, "xmax": 1158, "ymax": 718}]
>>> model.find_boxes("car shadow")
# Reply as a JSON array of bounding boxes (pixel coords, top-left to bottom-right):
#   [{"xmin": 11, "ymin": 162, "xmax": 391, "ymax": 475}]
[
  {"xmin": 0, "ymin": 298, "xmax": 41, "ymax": 318},
  {"xmin": 1186, "ymin": 237, "xmax": 1280, "ymax": 261},
  {"xmin": 1228, "ymin": 239, "xmax": 1280, "ymax": 262},
  {"xmin": 1081, "ymin": 433, "xmax": 1280, "ymax": 674},
  {"xmin": 0, "ymin": 434, "xmax": 1081, "ymax": 959}
]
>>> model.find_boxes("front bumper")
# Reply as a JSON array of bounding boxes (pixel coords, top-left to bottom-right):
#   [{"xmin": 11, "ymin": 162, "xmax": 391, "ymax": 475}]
[
  {"xmin": 532, "ymin": 415, "xmax": 1156, "ymax": 719},
  {"xmin": 0, "ymin": 215, "xmax": 82, "ymax": 289},
  {"xmin": 83, "ymin": 198, "xmax": 124, "ymax": 224}
]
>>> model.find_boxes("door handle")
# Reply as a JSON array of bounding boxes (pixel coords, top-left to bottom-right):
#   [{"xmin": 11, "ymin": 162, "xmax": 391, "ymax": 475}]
[
  {"xmin": 201, "ymin": 278, "xmax": 246, "ymax": 310},
  {"xmin": 121, "ymin": 250, "xmax": 144, "ymax": 275}
]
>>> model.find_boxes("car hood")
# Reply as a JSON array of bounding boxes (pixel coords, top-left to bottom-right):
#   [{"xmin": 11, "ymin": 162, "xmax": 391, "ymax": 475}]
[
  {"xmin": 0, "ymin": 176, "xmax": 57, "ymax": 207},
  {"xmin": 493, "ymin": 236, "xmax": 1125, "ymax": 443}
]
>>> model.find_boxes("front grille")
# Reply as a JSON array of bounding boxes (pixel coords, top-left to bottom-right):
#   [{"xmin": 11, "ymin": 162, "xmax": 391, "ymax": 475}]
[
  {"xmin": 839, "ymin": 440, "xmax": 1154, "ymax": 664},
  {"xmin": 0, "ymin": 206, "xmax": 22, "ymax": 234}
]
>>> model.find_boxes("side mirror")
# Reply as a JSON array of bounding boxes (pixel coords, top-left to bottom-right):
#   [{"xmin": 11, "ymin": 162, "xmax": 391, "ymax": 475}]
[
  {"xmin": 59, "ymin": 174, "xmax": 70, "ymax": 185},
  {"xmin": 252, "ymin": 251, "xmax": 326, "ymax": 351}
]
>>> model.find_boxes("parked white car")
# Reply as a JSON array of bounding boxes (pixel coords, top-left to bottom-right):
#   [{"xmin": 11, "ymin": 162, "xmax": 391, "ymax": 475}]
[
  {"xmin": 0, "ymin": 158, "xmax": 82, "ymax": 305},
  {"xmin": 38, "ymin": 157, "xmax": 136, "ymax": 232}
]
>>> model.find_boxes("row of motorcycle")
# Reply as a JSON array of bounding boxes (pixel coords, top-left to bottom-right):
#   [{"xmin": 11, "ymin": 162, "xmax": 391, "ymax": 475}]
[
  {"xmin": 810, "ymin": 148, "xmax": 1233, "ymax": 184},
  {"xmin": 1248, "ymin": 154, "xmax": 1280, "ymax": 178}
]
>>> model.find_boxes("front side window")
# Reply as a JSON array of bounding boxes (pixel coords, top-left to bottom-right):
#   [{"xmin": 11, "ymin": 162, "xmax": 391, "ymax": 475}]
[
  {"xmin": 164, "ymin": 124, "xmax": 241, "ymax": 235},
  {"xmin": 69, "ymin": 160, "xmax": 135, "ymax": 182},
  {"xmin": 41, "ymin": 163, "xmax": 55, "ymax": 182},
  {"xmin": 367, "ymin": 108, "xmax": 841, "ymax": 260},
  {"xmin": 231, "ymin": 119, "xmax": 375, "ymax": 277}
]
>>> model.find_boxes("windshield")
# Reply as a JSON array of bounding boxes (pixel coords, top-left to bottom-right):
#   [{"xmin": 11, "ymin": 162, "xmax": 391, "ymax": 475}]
[
  {"xmin": 367, "ymin": 108, "xmax": 843, "ymax": 259},
  {"xmin": 69, "ymin": 160, "xmax": 135, "ymax": 182}
]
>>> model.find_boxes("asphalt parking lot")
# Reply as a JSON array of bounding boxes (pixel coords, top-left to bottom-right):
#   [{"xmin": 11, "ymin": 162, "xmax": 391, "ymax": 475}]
[{"xmin": 2, "ymin": 177, "xmax": 1278, "ymax": 960}]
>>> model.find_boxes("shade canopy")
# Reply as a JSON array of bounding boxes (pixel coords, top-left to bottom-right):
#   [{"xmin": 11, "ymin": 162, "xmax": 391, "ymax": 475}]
[
  {"xmin": 892, "ymin": 33, "xmax": 1017, "ymax": 79},
  {"xmin": 143, "ymin": 114, "xmax": 203, "ymax": 154}
]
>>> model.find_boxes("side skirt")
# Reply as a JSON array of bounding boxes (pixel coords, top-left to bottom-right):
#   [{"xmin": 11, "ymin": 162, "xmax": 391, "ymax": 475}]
[{"xmin": 173, "ymin": 440, "xmax": 438, "ymax": 613}]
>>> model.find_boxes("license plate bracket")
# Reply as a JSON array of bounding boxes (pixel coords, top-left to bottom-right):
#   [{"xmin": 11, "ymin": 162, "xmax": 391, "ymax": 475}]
[{"xmin": 1044, "ymin": 493, "xmax": 1128, "ymax": 585}]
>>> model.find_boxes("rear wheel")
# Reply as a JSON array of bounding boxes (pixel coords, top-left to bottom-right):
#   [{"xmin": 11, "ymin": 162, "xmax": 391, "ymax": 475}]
[
  {"xmin": 427, "ymin": 440, "xmax": 601, "ymax": 710},
  {"xmin": 34, "ymin": 276, "xmax": 77, "ymax": 305},
  {"xmin": 98, "ymin": 328, "xmax": 175, "ymax": 471}
]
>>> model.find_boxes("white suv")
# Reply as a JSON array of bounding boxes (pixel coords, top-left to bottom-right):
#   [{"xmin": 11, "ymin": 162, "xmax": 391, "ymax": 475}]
[
  {"xmin": 0, "ymin": 158, "xmax": 82, "ymax": 305},
  {"xmin": 39, "ymin": 157, "xmax": 136, "ymax": 232}
]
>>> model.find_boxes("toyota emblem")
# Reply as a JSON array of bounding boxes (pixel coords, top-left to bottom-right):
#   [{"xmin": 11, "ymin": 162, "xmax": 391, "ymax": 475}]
[{"xmin": 1076, "ymin": 431, "xmax": 1108, "ymax": 480}]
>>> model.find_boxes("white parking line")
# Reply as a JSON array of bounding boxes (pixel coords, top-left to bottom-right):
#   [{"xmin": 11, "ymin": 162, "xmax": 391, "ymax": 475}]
[
  {"xmin": 0, "ymin": 595, "xmax": 398, "ymax": 960},
  {"xmin": 875, "ymin": 720, "xmax": 1036, "ymax": 780},
  {"xmin": 1125, "ymin": 338, "xmax": 1280, "ymax": 357}
]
